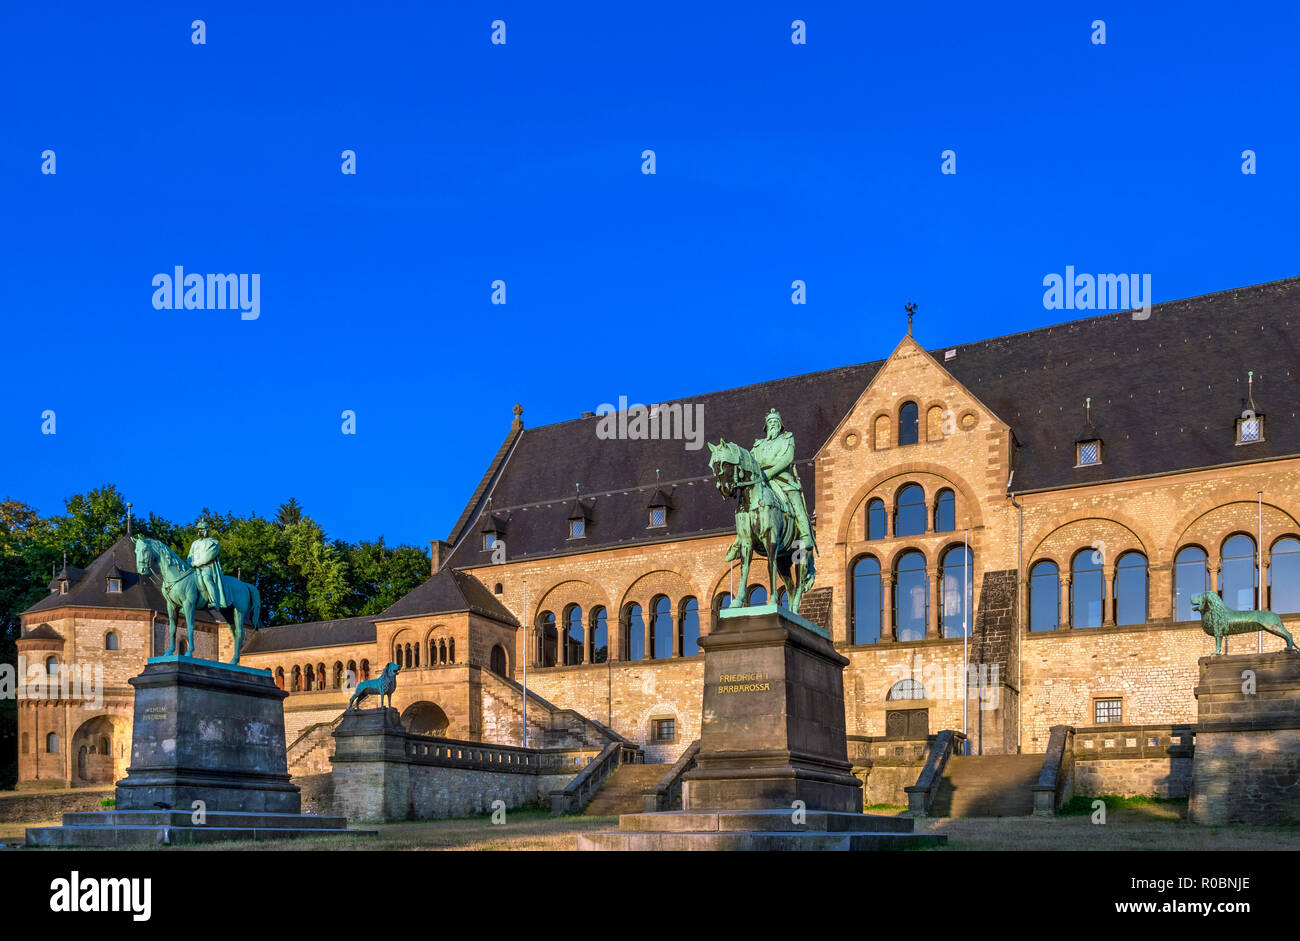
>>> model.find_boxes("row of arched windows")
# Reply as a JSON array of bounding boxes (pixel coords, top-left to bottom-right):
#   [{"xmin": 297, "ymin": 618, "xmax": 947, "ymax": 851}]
[
  {"xmin": 1028, "ymin": 536, "xmax": 1300, "ymax": 631},
  {"xmin": 865, "ymin": 486, "xmax": 956, "ymax": 540},
  {"xmin": 874, "ymin": 401, "xmax": 950, "ymax": 449},
  {"xmin": 273, "ymin": 660, "xmax": 370, "ymax": 692},
  {"xmin": 850, "ymin": 546, "xmax": 973, "ymax": 644},
  {"xmin": 536, "ymin": 589, "xmax": 799, "ymax": 667},
  {"xmin": 393, "ymin": 638, "xmax": 456, "ymax": 669}
]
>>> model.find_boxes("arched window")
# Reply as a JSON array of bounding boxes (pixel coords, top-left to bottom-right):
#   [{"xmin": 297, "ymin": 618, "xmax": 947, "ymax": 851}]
[
  {"xmin": 45, "ymin": 656, "xmax": 58, "ymax": 677},
  {"xmin": 590, "ymin": 607, "xmax": 609, "ymax": 663},
  {"xmin": 1071, "ymin": 549, "xmax": 1104, "ymax": 628},
  {"xmin": 539, "ymin": 611, "xmax": 558, "ymax": 667},
  {"xmin": 650, "ymin": 596, "xmax": 672, "ymax": 659},
  {"xmin": 305, "ymin": 664, "xmax": 316, "ymax": 689},
  {"xmin": 291, "ymin": 665, "xmax": 302, "ymax": 691},
  {"xmin": 894, "ymin": 550, "xmax": 928, "ymax": 642},
  {"xmin": 933, "ymin": 490, "xmax": 956, "ymax": 534},
  {"xmin": 490, "ymin": 644, "xmax": 508, "ymax": 676},
  {"xmin": 316, "ymin": 663, "xmax": 326, "ymax": 690},
  {"xmin": 347, "ymin": 660, "xmax": 357, "ymax": 687},
  {"xmin": 874, "ymin": 415, "xmax": 891, "ymax": 450},
  {"xmin": 46, "ymin": 733, "xmax": 59, "ymax": 754},
  {"xmin": 866, "ymin": 498, "xmax": 887, "ymax": 541},
  {"xmin": 105, "ymin": 632, "xmax": 118, "ymax": 650},
  {"xmin": 712, "ymin": 593, "xmax": 732, "ymax": 632},
  {"xmin": 1174, "ymin": 546, "xmax": 1209, "ymax": 622},
  {"xmin": 439, "ymin": 638, "xmax": 447, "ymax": 663},
  {"xmin": 679, "ymin": 598, "xmax": 700, "ymax": 657},
  {"xmin": 777, "ymin": 588, "xmax": 788, "ymax": 609},
  {"xmin": 851, "ymin": 556, "xmax": 882, "ymax": 645},
  {"xmin": 394, "ymin": 643, "xmax": 402, "ymax": 664},
  {"xmin": 898, "ymin": 401, "xmax": 919, "ymax": 446},
  {"xmin": 360, "ymin": 659, "xmax": 370, "ymax": 681},
  {"xmin": 894, "ymin": 484, "xmax": 927, "ymax": 538},
  {"xmin": 624, "ymin": 604, "xmax": 645, "ymax": 661},
  {"xmin": 448, "ymin": 637, "xmax": 455, "ymax": 663},
  {"xmin": 1114, "ymin": 552, "xmax": 1148, "ymax": 626},
  {"xmin": 1220, "ymin": 534, "xmax": 1258, "ymax": 610},
  {"xmin": 746, "ymin": 585, "xmax": 767, "ymax": 606},
  {"xmin": 333, "ymin": 662, "xmax": 344, "ymax": 689},
  {"xmin": 413, "ymin": 642, "xmax": 419, "ymax": 668},
  {"xmin": 564, "ymin": 605, "xmax": 584, "ymax": 665},
  {"xmin": 1271, "ymin": 537, "xmax": 1300, "ymax": 613},
  {"xmin": 1030, "ymin": 561, "xmax": 1060, "ymax": 631},
  {"xmin": 275, "ymin": 667, "xmax": 285, "ymax": 689},
  {"xmin": 940, "ymin": 545, "xmax": 972, "ymax": 638},
  {"xmin": 887, "ymin": 679, "xmax": 926, "ymax": 700}
]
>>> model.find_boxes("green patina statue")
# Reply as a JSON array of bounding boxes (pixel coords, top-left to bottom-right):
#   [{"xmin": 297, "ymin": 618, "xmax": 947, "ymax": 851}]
[
  {"xmin": 134, "ymin": 535, "xmax": 262, "ymax": 665},
  {"xmin": 709, "ymin": 408, "xmax": 817, "ymax": 613},
  {"xmin": 1191, "ymin": 591, "xmax": 1295, "ymax": 655}
]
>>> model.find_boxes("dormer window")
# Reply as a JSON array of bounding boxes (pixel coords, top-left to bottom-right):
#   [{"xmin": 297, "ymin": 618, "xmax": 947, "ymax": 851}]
[
  {"xmin": 649, "ymin": 507, "xmax": 666, "ymax": 528},
  {"xmin": 1076, "ymin": 440, "xmax": 1102, "ymax": 466},
  {"xmin": 479, "ymin": 511, "xmax": 508, "ymax": 551},
  {"xmin": 482, "ymin": 532, "xmax": 497, "ymax": 551},
  {"xmin": 567, "ymin": 497, "xmax": 592, "ymax": 539},
  {"xmin": 105, "ymin": 564, "xmax": 124, "ymax": 593},
  {"xmin": 1237, "ymin": 413, "xmax": 1264, "ymax": 445},
  {"xmin": 107, "ymin": 578, "xmax": 121, "ymax": 593},
  {"xmin": 60, "ymin": 580, "xmax": 69, "ymax": 595},
  {"xmin": 647, "ymin": 487, "xmax": 672, "ymax": 529}
]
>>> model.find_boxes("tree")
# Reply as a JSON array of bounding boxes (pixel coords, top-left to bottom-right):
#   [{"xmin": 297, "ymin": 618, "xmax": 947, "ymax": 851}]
[{"xmin": 275, "ymin": 498, "xmax": 304, "ymax": 527}]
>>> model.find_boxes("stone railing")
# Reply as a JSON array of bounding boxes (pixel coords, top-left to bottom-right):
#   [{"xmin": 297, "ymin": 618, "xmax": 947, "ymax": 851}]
[
  {"xmin": 1031, "ymin": 724, "xmax": 1075, "ymax": 815},
  {"xmin": 644, "ymin": 739, "xmax": 701, "ymax": 812},
  {"xmin": 847, "ymin": 735, "xmax": 933, "ymax": 766},
  {"xmin": 1072, "ymin": 723, "xmax": 1194, "ymax": 758},
  {"xmin": 550, "ymin": 740, "xmax": 643, "ymax": 815},
  {"xmin": 904, "ymin": 729, "xmax": 965, "ymax": 817}
]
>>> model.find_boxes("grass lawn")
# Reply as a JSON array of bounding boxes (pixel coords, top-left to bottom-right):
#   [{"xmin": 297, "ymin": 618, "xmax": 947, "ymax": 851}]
[{"xmin": 8, "ymin": 798, "xmax": 1300, "ymax": 850}]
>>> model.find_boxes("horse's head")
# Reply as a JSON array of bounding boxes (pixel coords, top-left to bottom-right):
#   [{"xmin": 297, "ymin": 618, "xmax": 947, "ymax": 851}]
[
  {"xmin": 709, "ymin": 439, "xmax": 739, "ymax": 497},
  {"xmin": 133, "ymin": 537, "xmax": 153, "ymax": 576}
]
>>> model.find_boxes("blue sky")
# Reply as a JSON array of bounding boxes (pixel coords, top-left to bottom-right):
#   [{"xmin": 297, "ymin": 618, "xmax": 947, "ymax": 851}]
[{"xmin": 2, "ymin": 1, "xmax": 1297, "ymax": 548}]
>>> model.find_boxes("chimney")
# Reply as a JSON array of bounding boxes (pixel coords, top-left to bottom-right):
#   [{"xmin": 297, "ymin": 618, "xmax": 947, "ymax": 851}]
[{"xmin": 429, "ymin": 539, "xmax": 451, "ymax": 574}]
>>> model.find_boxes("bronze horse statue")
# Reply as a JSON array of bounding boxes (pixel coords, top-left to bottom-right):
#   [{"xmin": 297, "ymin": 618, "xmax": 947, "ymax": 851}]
[
  {"xmin": 133, "ymin": 537, "xmax": 262, "ymax": 664},
  {"xmin": 708, "ymin": 439, "xmax": 816, "ymax": 613}
]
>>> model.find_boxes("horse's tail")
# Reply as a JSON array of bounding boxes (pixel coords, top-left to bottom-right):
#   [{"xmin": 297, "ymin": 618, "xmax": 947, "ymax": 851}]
[{"xmin": 249, "ymin": 582, "xmax": 262, "ymax": 630}]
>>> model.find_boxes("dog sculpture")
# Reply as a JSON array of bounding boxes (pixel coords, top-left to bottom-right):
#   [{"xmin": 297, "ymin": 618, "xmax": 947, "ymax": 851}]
[
  {"xmin": 347, "ymin": 661, "xmax": 401, "ymax": 710},
  {"xmin": 1191, "ymin": 591, "xmax": 1296, "ymax": 655}
]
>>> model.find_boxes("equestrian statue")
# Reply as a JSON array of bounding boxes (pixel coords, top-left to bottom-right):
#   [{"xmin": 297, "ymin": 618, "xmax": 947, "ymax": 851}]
[
  {"xmin": 708, "ymin": 408, "xmax": 817, "ymax": 614},
  {"xmin": 133, "ymin": 523, "xmax": 262, "ymax": 665}
]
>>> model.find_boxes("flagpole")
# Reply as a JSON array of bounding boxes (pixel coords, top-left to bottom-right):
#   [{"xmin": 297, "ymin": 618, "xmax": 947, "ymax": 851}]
[
  {"xmin": 1259, "ymin": 491, "xmax": 1264, "ymax": 653},
  {"xmin": 962, "ymin": 527, "xmax": 969, "ymax": 755},
  {"xmin": 522, "ymin": 578, "xmax": 528, "ymax": 748}
]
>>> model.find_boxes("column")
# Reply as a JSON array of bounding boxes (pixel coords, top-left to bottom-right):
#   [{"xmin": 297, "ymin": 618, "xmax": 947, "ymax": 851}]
[
  {"xmin": 881, "ymin": 575, "xmax": 895, "ymax": 642},
  {"xmin": 671, "ymin": 612, "xmax": 680, "ymax": 658},
  {"xmin": 928, "ymin": 569, "xmax": 941, "ymax": 639},
  {"xmin": 1059, "ymin": 577, "xmax": 1071, "ymax": 630},
  {"xmin": 1102, "ymin": 565, "xmax": 1114, "ymax": 626}
]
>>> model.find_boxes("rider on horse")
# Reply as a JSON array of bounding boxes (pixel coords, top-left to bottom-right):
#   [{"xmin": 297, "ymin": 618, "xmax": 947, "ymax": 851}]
[
  {"xmin": 725, "ymin": 408, "xmax": 816, "ymax": 562},
  {"xmin": 187, "ymin": 520, "xmax": 228, "ymax": 610}
]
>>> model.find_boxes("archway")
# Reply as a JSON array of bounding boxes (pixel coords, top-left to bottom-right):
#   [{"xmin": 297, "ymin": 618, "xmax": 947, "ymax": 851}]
[
  {"xmin": 400, "ymin": 701, "xmax": 450, "ymax": 737},
  {"xmin": 71, "ymin": 715, "xmax": 129, "ymax": 785}
]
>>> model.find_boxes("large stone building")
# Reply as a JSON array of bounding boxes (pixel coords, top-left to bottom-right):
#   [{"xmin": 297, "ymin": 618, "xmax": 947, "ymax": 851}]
[{"xmin": 15, "ymin": 277, "xmax": 1300, "ymax": 790}]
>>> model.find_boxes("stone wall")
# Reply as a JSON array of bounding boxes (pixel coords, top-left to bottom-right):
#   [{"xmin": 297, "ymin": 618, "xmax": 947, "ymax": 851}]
[{"xmin": 0, "ymin": 787, "xmax": 114, "ymax": 824}]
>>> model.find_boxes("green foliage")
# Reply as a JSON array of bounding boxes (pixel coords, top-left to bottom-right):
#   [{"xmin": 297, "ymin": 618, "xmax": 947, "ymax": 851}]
[
  {"xmin": 100, "ymin": 797, "xmax": 116, "ymax": 808},
  {"xmin": 1057, "ymin": 794, "xmax": 1188, "ymax": 816},
  {"xmin": 0, "ymin": 488, "xmax": 431, "ymax": 641}
]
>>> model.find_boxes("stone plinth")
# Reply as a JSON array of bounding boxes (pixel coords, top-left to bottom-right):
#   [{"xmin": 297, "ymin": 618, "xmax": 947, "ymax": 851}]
[
  {"xmin": 115, "ymin": 656, "xmax": 301, "ymax": 813},
  {"xmin": 1189, "ymin": 650, "xmax": 1300, "ymax": 825},
  {"xmin": 682, "ymin": 604, "xmax": 863, "ymax": 813},
  {"xmin": 27, "ymin": 656, "xmax": 374, "ymax": 846},
  {"xmin": 579, "ymin": 606, "xmax": 945, "ymax": 850}
]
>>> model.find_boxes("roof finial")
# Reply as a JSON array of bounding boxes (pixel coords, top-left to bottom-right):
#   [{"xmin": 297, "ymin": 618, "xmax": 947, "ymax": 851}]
[
  {"xmin": 1247, "ymin": 370, "xmax": 1257, "ymax": 411},
  {"xmin": 655, "ymin": 468, "xmax": 661, "ymax": 483},
  {"xmin": 512, "ymin": 403, "xmax": 524, "ymax": 431},
  {"xmin": 905, "ymin": 301, "xmax": 917, "ymax": 336},
  {"xmin": 126, "ymin": 502, "xmax": 133, "ymax": 537}
]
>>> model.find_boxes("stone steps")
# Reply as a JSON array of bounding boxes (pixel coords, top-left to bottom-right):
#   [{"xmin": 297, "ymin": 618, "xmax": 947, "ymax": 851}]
[
  {"xmin": 579, "ymin": 809, "xmax": 946, "ymax": 850},
  {"xmin": 583, "ymin": 765, "xmax": 666, "ymax": 816},
  {"xmin": 26, "ymin": 809, "xmax": 374, "ymax": 847},
  {"xmin": 930, "ymin": 754, "xmax": 1044, "ymax": 817}
]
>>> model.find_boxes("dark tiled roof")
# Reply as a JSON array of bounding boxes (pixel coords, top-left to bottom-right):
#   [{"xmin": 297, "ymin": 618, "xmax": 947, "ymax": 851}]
[
  {"xmin": 21, "ymin": 623, "xmax": 63, "ymax": 640},
  {"xmin": 443, "ymin": 277, "xmax": 1300, "ymax": 565},
  {"xmin": 22, "ymin": 536, "xmax": 220, "ymax": 621},
  {"xmin": 375, "ymin": 566, "xmax": 519, "ymax": 625},
  {"xmin": 241, "ymin": 615, "xmax": 377, "ymax": 654}
]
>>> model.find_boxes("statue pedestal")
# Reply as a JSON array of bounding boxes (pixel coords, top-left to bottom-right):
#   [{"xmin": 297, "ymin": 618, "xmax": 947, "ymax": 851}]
[
  {"xmin": 1189, "ymin": 650, "xmax": 1300, "ymax": 825},
  {"xmin": 578, "ymin": 606, "xmax": 944, "ymax": 850},
  {"xmin": 26, "ymin": 657, "xmax": 373, "ymax": 846}
]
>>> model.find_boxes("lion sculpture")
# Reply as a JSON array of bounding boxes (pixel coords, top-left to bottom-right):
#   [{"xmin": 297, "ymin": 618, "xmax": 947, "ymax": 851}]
[
  {"xmin": 347, "ymin": 661, "xmax": 401, "ymax": 710},
  {"xmin": 1190, "ymin": 592, "xmax": 1295, "ymax": 655}
]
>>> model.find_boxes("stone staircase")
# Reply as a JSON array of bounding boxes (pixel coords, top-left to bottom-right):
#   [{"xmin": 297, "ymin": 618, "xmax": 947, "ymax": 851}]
[
  {"xmin": 286, "ymin": 715, "xmax": 344, "ymax": 778},
  {"xmin": 929, "ymin": 754, "xmax": 1044, "ymax": 817},
  {"xmin": 583, "ymin": 764, "xmax": 665, "ymax": 817}
]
